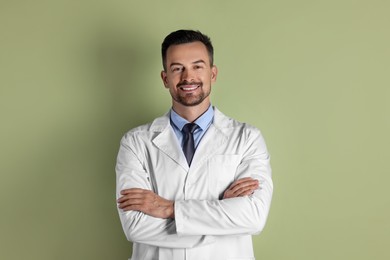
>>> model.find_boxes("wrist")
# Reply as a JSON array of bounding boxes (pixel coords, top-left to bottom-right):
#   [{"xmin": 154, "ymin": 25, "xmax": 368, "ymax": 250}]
[{"xmin": 168, "ymin": 201, "xmax": 175, "ymax": 219}]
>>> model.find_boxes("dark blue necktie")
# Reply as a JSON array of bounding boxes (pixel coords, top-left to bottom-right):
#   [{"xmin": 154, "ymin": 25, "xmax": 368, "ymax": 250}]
[{"xmin": 182, "ymin": 123, "xmax": 198, "ymax": 165}]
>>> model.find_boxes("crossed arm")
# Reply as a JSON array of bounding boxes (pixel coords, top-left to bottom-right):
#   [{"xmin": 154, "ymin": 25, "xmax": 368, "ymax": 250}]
[
  {"xmin": 117, "ymin": 177, "xmax": 259, "ymax": 219},
  {"xmin": 116, "ymin": 129, "xmax": 272, "ymax": 247}
]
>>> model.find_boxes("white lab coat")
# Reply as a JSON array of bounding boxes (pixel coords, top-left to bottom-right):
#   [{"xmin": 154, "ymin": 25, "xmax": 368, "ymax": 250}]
[{"xmin": 116, "ymin": 108, "xmax": 273, "ymax": 260}]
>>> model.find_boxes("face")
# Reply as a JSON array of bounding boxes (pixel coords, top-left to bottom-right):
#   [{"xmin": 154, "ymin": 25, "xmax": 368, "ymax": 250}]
[{"xmin": 161, "ymin": 41, "xmax": 218, "ymax": 109}]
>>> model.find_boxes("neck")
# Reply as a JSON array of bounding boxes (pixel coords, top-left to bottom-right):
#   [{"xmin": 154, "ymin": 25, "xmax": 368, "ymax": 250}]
[{"xmin": 172, "ymin": 101, "xmax": 210, "ymax": 122}]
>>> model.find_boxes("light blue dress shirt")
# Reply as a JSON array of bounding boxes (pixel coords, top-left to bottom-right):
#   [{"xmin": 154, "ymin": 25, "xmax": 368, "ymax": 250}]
[{"xmin": 170, "ymin": 105, "xmax": 214, "ymax": 149}]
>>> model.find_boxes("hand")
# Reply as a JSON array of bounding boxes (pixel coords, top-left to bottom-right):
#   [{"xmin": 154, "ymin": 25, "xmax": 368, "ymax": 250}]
[
  {"xmin": 223, "ymin": 177, "xmax": 259, "ymax": 199},
  {"xmin": 117, "ymin": 188, "xmax": 174, "ymax": 219}
]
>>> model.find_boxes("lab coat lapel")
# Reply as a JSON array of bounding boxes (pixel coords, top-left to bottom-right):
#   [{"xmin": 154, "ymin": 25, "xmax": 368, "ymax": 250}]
[
  {"xmin": 190, "ymin": 108, "xmax": 229, "ymax": 169},
  {"xmin": 190, "ymin": 125, "xmax": 227, "ymax": 169},
  {"xmin": 152, "ymin": 115, "xmax": 189, "ymax": 171}
]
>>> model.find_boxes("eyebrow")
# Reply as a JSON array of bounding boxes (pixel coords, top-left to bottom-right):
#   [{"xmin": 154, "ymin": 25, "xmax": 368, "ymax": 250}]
[
  {"xmin": 169, "ymin": 60, "xmax": 207, "ymax": 68},
  {"xmin": 192, "ymin": 59, "xmax": 206, "ymax": 65},
  {"xmin": 169, "ymin": 62, "xmax": 183, "ymax": 68}
]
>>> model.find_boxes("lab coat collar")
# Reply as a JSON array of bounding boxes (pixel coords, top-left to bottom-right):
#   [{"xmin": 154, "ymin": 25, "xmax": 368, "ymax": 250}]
[{"xmin": 151, "ymin": 107, "xmax": 230, "ymax": 171}]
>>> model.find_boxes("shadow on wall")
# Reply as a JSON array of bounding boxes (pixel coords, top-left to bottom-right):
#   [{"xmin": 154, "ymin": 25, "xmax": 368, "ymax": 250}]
[
  {"xmin": 61, "ymin": 29, "xmax": 159, "ymax": 257},
  {"xmin": 90, "ymin": 28, "xmax": 161, "ymax": 256},
  {"xmin": 96, "ymin": 28, "xmax": 160, "ymax": 130},
  {"xmin": 93, "ymin": 26, "xmax": 162, "ymax": 199},
  {"xmin": 7, "ymin": 29, "xmax": 159, "ymax": 259}
]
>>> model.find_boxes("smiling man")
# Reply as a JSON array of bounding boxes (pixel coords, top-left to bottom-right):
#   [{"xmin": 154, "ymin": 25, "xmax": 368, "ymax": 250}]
[{"xmin": 116, "ymin": 30, "xmax": 273, "ymax": 260}]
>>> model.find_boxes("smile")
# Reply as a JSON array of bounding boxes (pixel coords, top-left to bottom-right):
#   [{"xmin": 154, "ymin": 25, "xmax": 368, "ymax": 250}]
[{"xmin": 180, "ymin": 85, "xmax": 199, "ymax": 91}]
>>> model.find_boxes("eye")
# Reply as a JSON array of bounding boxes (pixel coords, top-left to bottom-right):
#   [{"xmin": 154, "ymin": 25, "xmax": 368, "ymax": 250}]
[
  {"xmin": 171, "ymin": 66, "xmax": 183, "ymax": 72},
  {"xmin": 194, "ymin": 65, "xmax": 203, "ymax": 70}
]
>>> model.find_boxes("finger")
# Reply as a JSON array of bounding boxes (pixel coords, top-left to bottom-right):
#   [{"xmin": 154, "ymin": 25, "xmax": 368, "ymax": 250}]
[
  {"xmin": 117, "ymin": 193, "xmax": 147, "ymax": 203},
  {"xmin": 119, "ymin": 191, "xmax": 158, "ymax": 204},
  {"xmin": 229, "ymin": 180, "xmax": 259, "ymax": 194},
  {"xmin": 223, "ymin": 180, "xmax": 259, "ymax": 199},
  {"xmin": 229, "ymin": 178, "xmax": 258, "ymax": 188},
  {"xmin": 120, "ymin": 188, "xmax": 149, "ymax": 195},
  {"xmin": 234, "ymin": 189, "xmax": 254, "ymax": 197},
  {"xmin": 229, "ymin": 177, "xmax": 253, "ymax": 186},
  {"xmin": 237, "ymin": 189, "xmax": 256, "ymax": 197},
  {"xmin": 117, "ymin": 196, "xmax": 127, "ymax": 203},
  {"xmin": 231, "ymin": 183, "xmax": 259, "ymax": 197},
  {"xmin": 226, "ymin": 178, "xmax": 251, "ymax": 189},
  {"xmin": 121, "ymin": 204, "xmax": 143, "ymax": 212},
  {"xmin": 118, "ymin": 197, "xmax": 149, "ymax": 208}
]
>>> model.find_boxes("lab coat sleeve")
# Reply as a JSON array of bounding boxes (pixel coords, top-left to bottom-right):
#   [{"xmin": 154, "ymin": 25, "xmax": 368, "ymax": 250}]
[
  {"xmin": 116, "ymin": 134, "xmax": 215, "ymax": 248},
  {"xmin": 175, "ymin": 128, "xmax": 273, "ymax": 236}
]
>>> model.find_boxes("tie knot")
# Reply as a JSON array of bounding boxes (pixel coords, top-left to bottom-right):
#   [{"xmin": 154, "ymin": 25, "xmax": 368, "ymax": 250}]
[{"xmin": 182, "ymin": 123, "xmax": 198, "ymax": 134}]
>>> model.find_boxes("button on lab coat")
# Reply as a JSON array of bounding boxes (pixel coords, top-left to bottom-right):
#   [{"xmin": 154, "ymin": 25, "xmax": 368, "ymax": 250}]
[{"xmin": 116, "ymin": 108, "xmax": 273, "ymax": 260}]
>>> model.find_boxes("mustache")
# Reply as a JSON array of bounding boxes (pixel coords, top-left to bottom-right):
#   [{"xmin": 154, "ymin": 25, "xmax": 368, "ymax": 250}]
[{"xmin": 177, "ymin": 81, "xmax": 202, "ymax": 88}]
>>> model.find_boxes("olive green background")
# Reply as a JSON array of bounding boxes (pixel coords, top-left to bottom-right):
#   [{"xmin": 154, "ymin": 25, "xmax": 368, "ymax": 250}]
[{"xmin": 1, "ymin": 0, "xmax": 389, "ymax": 259}]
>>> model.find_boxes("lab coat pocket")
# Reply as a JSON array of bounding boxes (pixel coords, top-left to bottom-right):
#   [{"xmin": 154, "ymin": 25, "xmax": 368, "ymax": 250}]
[{"xmin": 208, "ymin": 154, "xmax": 241, "ymax": 199}]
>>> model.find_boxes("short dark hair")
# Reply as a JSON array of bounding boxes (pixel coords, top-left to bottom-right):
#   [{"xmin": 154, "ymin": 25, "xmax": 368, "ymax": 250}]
[{"xmin": 161, "ymin": 29, "xmax": 214, "ymax": 71}]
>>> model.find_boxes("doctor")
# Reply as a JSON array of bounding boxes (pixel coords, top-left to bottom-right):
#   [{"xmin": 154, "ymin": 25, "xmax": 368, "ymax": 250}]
[{"xmin": 116, "ymin": 29, "xmax": 273, "ymax": 260}]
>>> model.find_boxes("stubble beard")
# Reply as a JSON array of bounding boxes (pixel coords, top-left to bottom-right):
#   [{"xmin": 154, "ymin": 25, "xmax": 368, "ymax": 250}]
[{"xmin": 173, "ymin": 87, "xmax": 211, "ymax": 107}]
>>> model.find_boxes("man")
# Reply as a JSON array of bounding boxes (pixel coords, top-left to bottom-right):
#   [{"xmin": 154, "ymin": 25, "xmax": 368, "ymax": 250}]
[{"xmin": 116, "ymin": 29, "xmax": 273, "ymax": 260}]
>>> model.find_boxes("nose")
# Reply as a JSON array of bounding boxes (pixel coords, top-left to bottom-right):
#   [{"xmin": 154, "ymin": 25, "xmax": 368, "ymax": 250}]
[{"xmin": 181, "ymin": 68, "xmax": 195, "ymax": 82}]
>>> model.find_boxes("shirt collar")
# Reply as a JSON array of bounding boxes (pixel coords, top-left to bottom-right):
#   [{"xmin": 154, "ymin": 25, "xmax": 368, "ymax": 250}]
[{"xmin": 170, "ymin": 105, "xmax": 214, "ymax": 131}]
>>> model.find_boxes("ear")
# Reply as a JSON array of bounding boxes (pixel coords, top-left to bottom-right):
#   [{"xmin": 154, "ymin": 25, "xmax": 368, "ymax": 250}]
[
  {"xmin": 211, "ymin": 65, "xmax": 218, "ymax": 82},
  {"xmin": 161, "ymin": 70, "xmax": 169, "ymax": 88}
]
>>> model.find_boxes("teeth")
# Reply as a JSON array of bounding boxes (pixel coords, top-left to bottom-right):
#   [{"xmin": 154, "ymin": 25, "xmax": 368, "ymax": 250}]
[{"xmin": 182, "ymin": 86, "xmax": 198, "ymax": 91}]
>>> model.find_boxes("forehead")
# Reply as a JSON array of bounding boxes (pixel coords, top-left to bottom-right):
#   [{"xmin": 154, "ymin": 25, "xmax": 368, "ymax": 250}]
[{"xmin": 166, "ymin": 41, "xmax": 210, "ymax": 65}]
